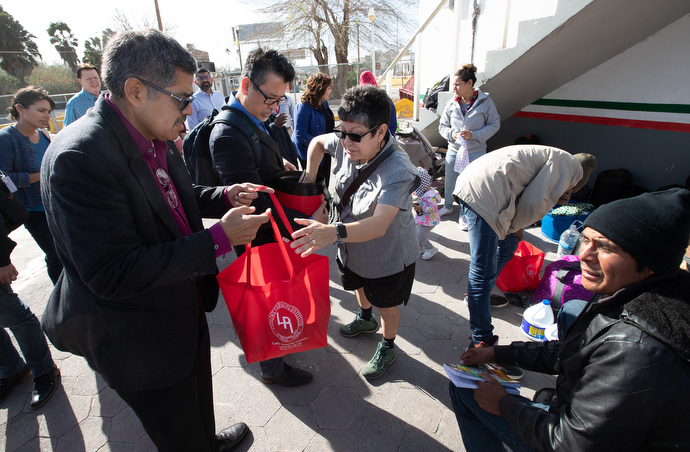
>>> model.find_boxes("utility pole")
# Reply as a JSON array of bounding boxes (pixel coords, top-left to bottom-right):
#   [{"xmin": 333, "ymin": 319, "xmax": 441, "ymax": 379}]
[
  {"xmin": 153, "ymin": 0, "xmax": 163, "ymax": 31},
  {"xmin": 356, "ymin": 20, "xmax": 360, "ymax": 81}
]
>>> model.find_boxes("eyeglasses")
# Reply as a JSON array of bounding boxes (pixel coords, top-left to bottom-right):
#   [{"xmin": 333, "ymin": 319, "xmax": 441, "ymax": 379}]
[
  {"xmin": 333, "ymin": 125, "xmax": 378, "ymax": 143},
  {"xmin": 197, "ymin": 75, "xmax": 211, "ymax": 81},
  {"xmin": 136, "ymin": 78, "xmax": 195, "ymax": 112},
  {"xmin": 250, "ymin": 79, "xmax": 288, "ymax": 106},
  {"xmin": 155, "ymin": 167, "xmax": 178, "ymax": 209}
]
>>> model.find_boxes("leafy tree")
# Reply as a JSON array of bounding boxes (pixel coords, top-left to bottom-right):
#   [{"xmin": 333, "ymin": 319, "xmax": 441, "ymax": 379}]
[
  {"xmin": 82, "ymin": 28, "xmax": 116, "ymax": 71},
  {"xmin": 0, "ymin": 5, "xmax": 41, "ymax": 85},
  {"xmin": 82, "ymin": 37, "xmax": 102, "ymax": 68},
  {"xmin": 258, "ymin": 0, "xmax": 415, "ymax": 97},
  {"xmin": 47, "ymin": 21, "xmax": 79, "ymax": 73},
  {"xmin": 27, "ymin": 63, "xmax": 80, "ymax": 95}
]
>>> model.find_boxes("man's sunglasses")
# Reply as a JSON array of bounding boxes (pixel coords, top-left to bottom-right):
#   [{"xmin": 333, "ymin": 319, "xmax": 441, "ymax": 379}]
[
  {"xmin": 333, "ymin": 125, "xmax": 378, "ymax": 143},
  {"xmin": 250, "ymin": 79, "xmax": 288, "ymax": 106},
  {"xmin": 136, "ymin": 78, "xmax": 195, "ymax": 112}
]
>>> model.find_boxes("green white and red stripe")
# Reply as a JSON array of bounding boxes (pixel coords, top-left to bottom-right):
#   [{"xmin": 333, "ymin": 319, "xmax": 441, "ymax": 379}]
[{"xmin": 514, "ymin": 99, "xmax": 690, "ymax": 133}]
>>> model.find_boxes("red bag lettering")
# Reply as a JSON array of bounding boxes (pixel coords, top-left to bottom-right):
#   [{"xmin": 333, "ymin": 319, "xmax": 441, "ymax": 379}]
[{"xmin": 217, "ymin": 191, "xmax": 330, "ymax": 363}]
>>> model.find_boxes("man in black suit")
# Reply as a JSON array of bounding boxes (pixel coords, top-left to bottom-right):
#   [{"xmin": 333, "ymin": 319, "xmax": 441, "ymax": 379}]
[
  {"xmin": 209, "ymin": 48, "xmax": 327, "ymax": 387},
  {"xmin": 40, "ymin": 29, "xmax": 268, "ymax": 451}
]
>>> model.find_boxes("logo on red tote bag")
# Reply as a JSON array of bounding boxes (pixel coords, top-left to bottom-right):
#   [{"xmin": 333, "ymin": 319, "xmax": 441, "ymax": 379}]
[{"xmin": 268, "ymin": 302, "xmax": 305, "ymax": 343}]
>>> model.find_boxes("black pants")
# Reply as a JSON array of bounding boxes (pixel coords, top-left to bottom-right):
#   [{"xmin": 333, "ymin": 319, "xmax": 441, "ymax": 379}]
[
  {"xmin": 116, "ymin": 303, "xmax": 217, "ymax": 452},
  {"xmin": 24, "ymin": 211, "xmax": 62, "ymax": 284}
]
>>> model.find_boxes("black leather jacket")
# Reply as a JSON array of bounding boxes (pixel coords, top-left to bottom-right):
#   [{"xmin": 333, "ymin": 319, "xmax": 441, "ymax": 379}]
[{"xmin": 494, "ymin": 271, "xmax": 690, "ymax": 451}]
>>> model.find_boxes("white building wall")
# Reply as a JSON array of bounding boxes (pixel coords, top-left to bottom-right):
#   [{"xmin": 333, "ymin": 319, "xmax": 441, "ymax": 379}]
[{"xmin": 542, "ymin": 14, "xmax": 690, "ymax": 105}]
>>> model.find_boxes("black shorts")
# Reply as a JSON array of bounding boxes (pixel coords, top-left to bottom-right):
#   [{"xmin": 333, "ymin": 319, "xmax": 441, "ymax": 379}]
[{"xmin": 337, "ymin": 257, "xmax": 415, "ymax": 308}]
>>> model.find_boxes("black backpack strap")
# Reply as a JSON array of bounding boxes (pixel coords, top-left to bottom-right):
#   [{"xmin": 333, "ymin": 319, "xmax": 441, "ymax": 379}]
[
  {"xmin": 212, "ymin": 107, "xmax": 262, "ymax": 166},
  {"xmin": 553, "ymin": 264, "xmax": 581, "ymax": 307}
]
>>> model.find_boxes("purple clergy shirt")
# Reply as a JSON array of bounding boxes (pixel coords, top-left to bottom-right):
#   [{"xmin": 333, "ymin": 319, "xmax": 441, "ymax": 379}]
[{"xmin": 105, "ymin": 95, "xmax": 232, "ymax": 256}]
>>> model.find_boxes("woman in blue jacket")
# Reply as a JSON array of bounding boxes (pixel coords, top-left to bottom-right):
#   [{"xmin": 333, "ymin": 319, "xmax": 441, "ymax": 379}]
[
  {"xmin": 0, "ymin": 87, "xmax": 63, "ymax": 283},
  {"xmin": 292, "ymin": 72, "xmax": 335, "ymax": 185}
]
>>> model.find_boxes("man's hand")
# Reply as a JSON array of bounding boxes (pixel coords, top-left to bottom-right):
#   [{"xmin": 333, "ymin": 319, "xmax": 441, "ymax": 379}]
[
  {"xmin": 474, "ymin": 373, "xmax": 508, "ymax": 416},
  {"xmin": 225, "ymin": 183, "xmax": 272, "ymax": 208},
  {"xmin": 459, "ymin": 346, "xmax": 495, "ymax": 366},
  {"xmin": 283, "ymin": 160, "xmax": 297, "ymax": 171},
  {"xmin": 219, "ymin": 206, "xmax": 270, "ymax": 246},
  {"xmin": 0, "ymin": 263, "xmax": 19, "ymax": 285},
  {"xmin": 311, "ymin": 199, "xmax": 328, "ymax": 224},
  {"xmin": 274, "ymin": 113, "xmax": 288, "ymax": 128}
]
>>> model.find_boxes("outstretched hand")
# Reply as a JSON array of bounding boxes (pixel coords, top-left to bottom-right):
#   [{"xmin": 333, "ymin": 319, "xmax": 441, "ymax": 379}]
[
  {"xmin": 225, "ymin": 183, "xmax": 273, "ymax": 208},
  {"xmin": 459, "ymin": 346, "xmax": 495, "ymax": 366},
  {"xmin": 290, "ymin": 218, "xmax": 337, "ymax": 257},
  {"xmin": 219, "ymin": 206, "xmax": 270, "ymax": 246}
]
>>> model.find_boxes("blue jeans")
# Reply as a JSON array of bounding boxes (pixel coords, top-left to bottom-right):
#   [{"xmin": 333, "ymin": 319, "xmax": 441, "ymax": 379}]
[
  {"xmin": 557, "ymin": 298, "xmax": 588, "ymax": 341},
  {"xmin": 444, "ymin": 150, "xmax": 486, "ymax": 210},
  {"xmin": 0, "ymin": 284, "xmax": 54, "ymax": 379},
  {"xmin": 449, "ymin": 382, "xmax": 543, "ymax": 452},
  {"xmin": 462, "ymin": 202, "xmax": 520, "ymax": 345}
]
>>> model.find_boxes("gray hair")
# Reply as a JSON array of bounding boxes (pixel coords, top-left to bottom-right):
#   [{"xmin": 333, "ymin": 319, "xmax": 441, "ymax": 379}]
[{"xmin": 102, "ymin": 29, "xmax": 197, "ymax": 100}]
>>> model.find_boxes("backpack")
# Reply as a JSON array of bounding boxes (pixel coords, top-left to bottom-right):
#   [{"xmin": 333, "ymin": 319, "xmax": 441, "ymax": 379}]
[
  {"xmin": 532, "ymin": 255, "xmax": 595, "ymax": 311},
  {"xmin": 589, "ymin": 168, "xmax": 633, "ymax": 207},
  {"xmin": 422, "ymin": 75, "xmax": 450, "ymax": 110},
  {"xmin": 182, "ymin": 106, "xmax": 261, "ymax": 186}
]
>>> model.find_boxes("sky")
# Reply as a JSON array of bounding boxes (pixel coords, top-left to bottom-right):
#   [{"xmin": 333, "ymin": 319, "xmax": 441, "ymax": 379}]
[
  {"xmin": 4, "ymin": 0, "xmax": 267, "ymax": 70},
  {"xmin": 5, "ymin": 0, "xmax": 419, "ymax": 73}
]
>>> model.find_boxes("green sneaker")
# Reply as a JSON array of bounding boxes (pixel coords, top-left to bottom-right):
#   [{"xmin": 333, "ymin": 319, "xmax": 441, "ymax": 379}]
[
  {"xmin": 339, "ymin": 312, "xmax": 379, "ymax": 337},
  {"xmin": 361, "ymin": 342, "xmax": 397, "ymax": 380}
]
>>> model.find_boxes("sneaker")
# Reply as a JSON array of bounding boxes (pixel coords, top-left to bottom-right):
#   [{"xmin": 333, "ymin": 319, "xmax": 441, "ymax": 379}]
[
  {"xmin": 340, "ymin": 312, "xmax": 379, "ymax": 337},
  {"xmin": 419, "ymin": 245, "xmax": 425, "ymax": 255},
  {"xmin": 458, "ymin": 215, "xmax": 468, "ymax": 231},
  {"xmin": 30, "ymin": 365, "xmax": 60, "ymax": 409},
  {"xmin": 438, "ymin": 206, "xmax": 454, "ymax": 217},
  {"xmin": 362, "ymin": 342, "xmax": 397, "ymax": 380},
  {"xmin": 421, "ymin": 246, "xmax": 438, "ymax": 260},
  {"xmin": 462, "ymin": 294, "xmax": 509, "ymax": 308},
  {"xmin": 0, "ymin": 365, "xmax": 31, "ymax": 404}
]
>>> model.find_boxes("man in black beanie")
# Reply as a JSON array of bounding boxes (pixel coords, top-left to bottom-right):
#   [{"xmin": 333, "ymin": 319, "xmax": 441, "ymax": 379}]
[{"xmin": 449, "ymin": 187, "xmax": 690, "ymax": 452}]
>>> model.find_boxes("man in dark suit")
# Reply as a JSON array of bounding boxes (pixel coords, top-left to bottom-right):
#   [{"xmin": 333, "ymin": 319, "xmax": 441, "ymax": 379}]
[
  {"xmin": 40, "ymin": 29, "xmax": 269, "ymax": 452},
  {"xmin": 209, "ymin": 48, "xmax": 327, "ymax": 387}
]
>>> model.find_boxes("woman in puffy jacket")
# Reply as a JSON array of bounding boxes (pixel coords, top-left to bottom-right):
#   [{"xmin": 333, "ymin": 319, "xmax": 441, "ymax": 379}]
[{"xmin": 438, "ymin": 64, "xmax": 500, "ymax": 230}]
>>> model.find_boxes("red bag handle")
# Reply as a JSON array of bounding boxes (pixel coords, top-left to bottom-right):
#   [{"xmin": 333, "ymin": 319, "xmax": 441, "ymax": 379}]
[{"xmin": 244, "ymin": 186, "xmax": 295, "ymax": 285}]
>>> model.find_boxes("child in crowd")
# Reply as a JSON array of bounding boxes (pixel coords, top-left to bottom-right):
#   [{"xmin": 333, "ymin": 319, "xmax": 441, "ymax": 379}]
[{"xmin": 414, "ymin": 167, "xmax": 442, "ymax": 260}]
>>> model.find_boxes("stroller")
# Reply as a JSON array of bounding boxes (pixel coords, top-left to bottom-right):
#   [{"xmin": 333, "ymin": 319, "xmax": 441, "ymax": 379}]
[{"xmin": 396, "ymin": 121, "xmax": 445, "ymax": 191}]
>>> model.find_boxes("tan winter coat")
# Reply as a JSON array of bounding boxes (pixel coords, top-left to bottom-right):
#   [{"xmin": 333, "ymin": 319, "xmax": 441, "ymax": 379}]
[{"xmin": 453, "ymin": 145, "xmax": 583, "ymax": 239}]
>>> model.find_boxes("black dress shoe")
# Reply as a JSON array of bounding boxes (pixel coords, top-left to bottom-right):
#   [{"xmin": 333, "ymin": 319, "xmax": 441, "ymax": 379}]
[
  {"xmin": 261, "ymin": 363, "xmax": 313, "ymax": 387},
  {"xmin": 0, "ymin": 364, "xmax": 31, "ymax": 404},
  {"xmin": 30, "ymin": 365, "xmax": 60, "ymax": 409},
  {"xmin": 216, "ymin": 422, "xmax": 249, "ymax": 452}
]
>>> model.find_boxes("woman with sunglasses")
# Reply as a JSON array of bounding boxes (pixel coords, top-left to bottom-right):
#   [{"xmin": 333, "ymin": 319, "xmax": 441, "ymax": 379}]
[
  {"xmin": 0, "ymin": 87, "xmax": 63, "ymax": 284},
  {"xmin": 291, "ymin": 72, "xmax": 335, "ymax": 185},
  {"xmin": 290, "ymin": 85, "xmax": 419, "ymax": 380}
]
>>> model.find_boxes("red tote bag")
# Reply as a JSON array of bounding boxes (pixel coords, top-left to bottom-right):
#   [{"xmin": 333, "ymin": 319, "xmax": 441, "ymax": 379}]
[
  {"xmin": 217, "ymin": 190, "xmax": 330, "ymax": 364},
  {"xmin": 496, "ymin": 241, "xmax": 545, "ymax": 293}
]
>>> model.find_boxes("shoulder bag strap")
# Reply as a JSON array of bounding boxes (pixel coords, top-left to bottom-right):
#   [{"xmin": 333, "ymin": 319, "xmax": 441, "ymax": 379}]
[{"xmin": 341, "ymin": 146, "xmax": 396, "ymax": 209}]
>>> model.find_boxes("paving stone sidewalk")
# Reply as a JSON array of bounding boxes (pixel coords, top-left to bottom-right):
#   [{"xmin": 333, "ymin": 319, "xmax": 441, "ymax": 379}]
[{"xmin": 1, "ymin": 213, "xmax": 559, "ymax": 451}]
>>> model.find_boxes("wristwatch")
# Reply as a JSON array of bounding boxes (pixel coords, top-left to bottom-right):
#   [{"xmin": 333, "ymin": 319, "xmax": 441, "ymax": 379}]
[{"xmin": 335, "ymin": 222, "xmax": 347, "ymax": 244}]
